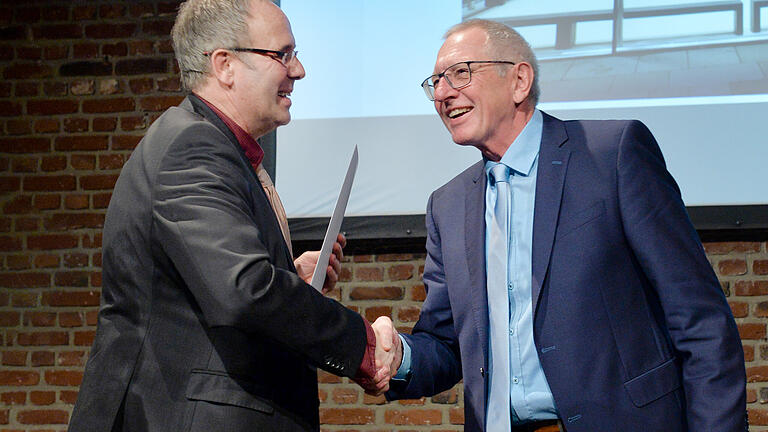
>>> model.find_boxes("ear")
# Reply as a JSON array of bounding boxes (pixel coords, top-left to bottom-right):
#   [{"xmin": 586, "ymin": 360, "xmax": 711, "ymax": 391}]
[
  {"xmin": 208, "ymin": 49, "xmax": 235, "ymax": 87},
  {"xmin": 512, "ymin": 62, "xmax": 534, "ymax": 104}
]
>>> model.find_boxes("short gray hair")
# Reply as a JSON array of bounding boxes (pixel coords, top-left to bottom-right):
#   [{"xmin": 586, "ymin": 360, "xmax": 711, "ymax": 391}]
[
  {"xmin": 445, "ymin": 19, "xmax": 540, "ymax": 105},
  {"xmin": 172, "ymin": 0, "xmax": 256, "ymax": 91}
]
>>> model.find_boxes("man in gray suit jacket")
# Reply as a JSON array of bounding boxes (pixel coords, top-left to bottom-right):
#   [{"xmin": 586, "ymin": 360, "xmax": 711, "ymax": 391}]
[{"xmin": 69, "ymin": 1, "xmax": 396, "ymax": 431}]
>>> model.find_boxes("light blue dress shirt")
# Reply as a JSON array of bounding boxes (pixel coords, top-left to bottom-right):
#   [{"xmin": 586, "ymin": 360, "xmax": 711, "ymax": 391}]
[
  {"xmin": 483, "ymin": 109, "xmax": 557, "ymax": 423},
  {"xmin": 395, "ymin": 110, "xmax": 556, "ymax": 423}
]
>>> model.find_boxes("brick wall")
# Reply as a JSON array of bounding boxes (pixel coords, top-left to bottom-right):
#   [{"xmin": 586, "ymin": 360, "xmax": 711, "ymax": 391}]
[{"xmin": 0, "ymin": 1, "xmax": 766, "ymax": 431}]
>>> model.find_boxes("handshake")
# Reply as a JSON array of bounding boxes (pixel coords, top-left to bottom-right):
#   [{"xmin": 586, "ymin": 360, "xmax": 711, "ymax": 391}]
[{"xmin": 355, "ymin": 316, "xmax": 404, "ymax": 396}]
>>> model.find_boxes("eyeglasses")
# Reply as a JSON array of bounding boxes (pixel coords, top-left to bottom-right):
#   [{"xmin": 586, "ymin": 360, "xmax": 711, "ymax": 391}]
[
  {"xmin": 421, "ymin": 60, "xmax": 516, "ymax": 101},
  {"xmin": 203, "ymin": 48, "xmax": 299, "ymax": 66}
]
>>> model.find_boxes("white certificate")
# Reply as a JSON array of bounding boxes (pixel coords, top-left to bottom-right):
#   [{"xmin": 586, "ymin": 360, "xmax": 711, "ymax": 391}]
[{"xmin": 310, "ymin": 145, "xmax": 358, "ymax": 291}]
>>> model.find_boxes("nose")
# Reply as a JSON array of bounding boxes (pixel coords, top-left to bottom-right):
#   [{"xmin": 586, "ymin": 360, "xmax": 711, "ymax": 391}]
[
  {"xmin": 432, "ymin": 77, "xmax": 457, "ymax": 102},
  {"xmin": 289, "ymin": 57, "xmax": 305, "ymax": 80}
]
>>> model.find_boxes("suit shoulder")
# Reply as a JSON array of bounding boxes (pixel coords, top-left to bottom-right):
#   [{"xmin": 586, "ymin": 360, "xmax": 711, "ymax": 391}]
[{"xmin": 430, "ymin": 159, "xmax": 484, "ymax": 202}]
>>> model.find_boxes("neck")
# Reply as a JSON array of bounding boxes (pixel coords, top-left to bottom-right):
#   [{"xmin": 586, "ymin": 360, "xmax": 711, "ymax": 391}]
[
  {"xmin": 194, "ymin": 85, "xmax": 270, "ymax": 139},
  {"xmin": 481, "ymin": 103, "xmax": 535, "ymax": 161}
]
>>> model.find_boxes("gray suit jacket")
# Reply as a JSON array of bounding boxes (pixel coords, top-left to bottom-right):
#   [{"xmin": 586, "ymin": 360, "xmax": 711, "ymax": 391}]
[{"xmin": 69, "ymin": 95, "xmax": 368, "ymax": 432}]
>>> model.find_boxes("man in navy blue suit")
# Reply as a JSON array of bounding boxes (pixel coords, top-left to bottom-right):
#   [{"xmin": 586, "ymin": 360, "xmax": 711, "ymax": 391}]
[{"xmin": 381, "ymin": 19, "xmax": 746, "ymax": 432}]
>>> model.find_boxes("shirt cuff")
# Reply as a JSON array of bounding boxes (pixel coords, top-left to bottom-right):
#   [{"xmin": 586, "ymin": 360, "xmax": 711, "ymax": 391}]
[
  {"xmin": 392, "ymin": 334, "xmax": 411, "ymax": 381},
  {"xmin": 353, "ymin": 319, "xmax": 377, "ymax": 384}
]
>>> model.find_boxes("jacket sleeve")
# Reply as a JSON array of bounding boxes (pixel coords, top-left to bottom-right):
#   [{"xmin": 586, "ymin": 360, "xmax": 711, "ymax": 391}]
[
  {"xmin": 387, "ymin": 193, "xmax": 463, "ymax": 399},
  {"xmin": 616, "ymin": 120, "xmax": 746, "ymax": 431},
  {"xmin": 151, "ymin": 122, "xmax": 369, "ymax": 379}
]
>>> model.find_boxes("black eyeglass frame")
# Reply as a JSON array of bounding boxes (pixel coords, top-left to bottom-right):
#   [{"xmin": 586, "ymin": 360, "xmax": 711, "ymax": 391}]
[
  {"xmin": 202, "ymin": 48, "xmax": 298, "ymax": 66},
  {"xmin": 421, "ymin": 60, "xmax": 516, "ymax": 101}
]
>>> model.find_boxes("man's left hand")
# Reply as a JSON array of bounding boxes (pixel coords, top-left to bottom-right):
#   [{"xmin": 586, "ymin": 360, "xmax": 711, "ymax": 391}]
[{"xmin": 294, "ymin": 233, "xmax": 346, "ymax": 294}]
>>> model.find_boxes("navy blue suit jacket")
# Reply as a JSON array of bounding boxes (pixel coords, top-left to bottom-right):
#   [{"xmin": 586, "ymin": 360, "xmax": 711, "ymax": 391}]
[{"xmin": 387, "ymin": 112, "xmax": 746, "ymax": 432}]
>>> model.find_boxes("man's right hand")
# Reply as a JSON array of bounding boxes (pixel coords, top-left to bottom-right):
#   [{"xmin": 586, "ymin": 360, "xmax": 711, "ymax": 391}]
[{"xmin": 366, "ymin": 316, "xmax": 402, "ymax": 395}]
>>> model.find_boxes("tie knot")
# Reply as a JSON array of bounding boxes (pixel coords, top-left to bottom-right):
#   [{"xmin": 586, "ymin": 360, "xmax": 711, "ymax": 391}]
[{"xmin": 490, "ymin": 163, "xmax": 510, "ymax": 185}]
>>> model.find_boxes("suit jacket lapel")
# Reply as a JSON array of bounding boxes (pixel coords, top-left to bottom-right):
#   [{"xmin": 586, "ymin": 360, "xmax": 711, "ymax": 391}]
[
  {"xmin": 532, "ymin": 113, "xmax": 570, "ymax": 316},
  {"xmin": 465, "ymin": 161, "xmax": 489, "ymax": 365}
]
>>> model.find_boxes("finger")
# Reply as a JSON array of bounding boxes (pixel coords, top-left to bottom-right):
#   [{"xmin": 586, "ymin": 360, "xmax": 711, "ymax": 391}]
[
  {"xmin": 331, "ymin": 240, "xmax": 344, "ymax": 263},
  {"xmin": 337, "ymin": 232, "xmax": 347, "ymax": 248}
]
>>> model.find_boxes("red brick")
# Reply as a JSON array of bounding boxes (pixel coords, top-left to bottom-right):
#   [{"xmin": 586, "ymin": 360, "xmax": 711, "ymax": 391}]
[
  {"xmin": 112, "ymin": 135, "xmax": 141, "ymax": 150},
  {"xmin": 319, "ymin": 408, "xmax": 375, "ymax": 425},
  {"xmin": 55, "ymin": 271, "xmax": 90, "ymax": 287},
  {"xmin": 16, "ymin": 46, "xmax": 42, "ymax": 60},
  {"xmin": 74, "ymin": 330, "xmax": 95, "ymax": 346},
  {"xmin": 117, "ymin": 58, "xmax": 167, "ymax": 76},
  {"xmin": 6, "ymin": 255, "xmax": 31, "ymax": 270},
  {"xmin": 2, "ymin": 195, "xmax": 33, "ymax": 214},
  {"xmin": 99, "ymin": 154, "xmax": 125, "ymax": 170},
  {"xmin": 0, "ymin": 101, "xmax": 22, "ymax": 117},
  {"xmin": 411, "ymin": 284, "xmax": 426, "ymax": 301},
  {"xmin": 317, "ymin": 370, "xmax": 342, "ymax": 384},
  {"xmin": 350, "ymin": 286, "xmax": 403, "ymax": 300},
  {"xmin": 331, "ymin": 388, "xmax": 359, "ymax": 404},
  {"xmin": 397, "ymin": 306, "xmax": 421, "ymax": 322},
  {"xmin": 6, "ymin": 119, "xmax": 32, "ymax": 135},
  {"xmin": 0, "ymin": 176, "xmax": 21, "ymax": 192},
  {"xmin": 129, "ymin": 78, "xmax": 154, "ymax": 94},
  {"xmin": 23, "ymin": 312, "xmax": 56, "ymax": 327},
  {"xmin": 62, "ymin": 118, "xmax": 89, "ymax": 133},
  {"xmin": 85, "ymin": 310, "xmax": 98, "ymax": 325},
  {"xmin": 27, "ymin": 234, "xmax": 78, "ymax": 250},
  {"xmin": 17, "ymin": 409, "xmax": 69, "ymax": 424},
  {"xmin": 58, "ymin": 312, "xmax": 84, "ymax": 328},
  {"xmin": 41, "ymin": 5, "xmax": 68, "ymax": 21},
  {"xmin": 41, "ymin": 156, "xmax": 67, "ymax": 172},
  {"xmin": 364, "ymin": 306, "xmax": 392, "ymax": 323},
  {"xmin": 15, "ymin": 7, "xmax": 41, "ymax": 23},
  {"xmin": 93, "ymin": 193, "xmax": 112, "ymax": 209},
  {"xmin": 0, "ymin": 24, "xmax": 25, "ymax": 40},
  {"xmin": 29, "ymin": 391, "xmax": 55, "ymax": 405},
  {"xmin": 30, "ymin": 351, "xmax": 54, "ymax": 366},
  {"xmin": 728, "ymin": 301, "xmax": 748, "ymax": 318},
  {"xmin": 748, "ymin": 366, "xmax": 768, "ymax": 382},
  {"xmin": 11, "ymin": 157, "xmax": 37, "ymax": 173},
  {"xmin": 755, "ymin": 302, "xmax": 768, "ymax": 318},
  {"xmin": 744, "ymin": 344, "xmax": 755, "ymax": 362},
  {"xmin": 73, "ymin": 43, "xmax": 99, "ymax": 59},
  {"xmin": 0, "ymin": 371, "xmax": 38, "ymax": 386},
  {"xmin": 82, "ymin": 233, "xmax": 102, "ymax": 248},
  {"xmin": 15, "ymin": 217, "xmax": 39, "ymax": 231},
  {"xmin": 63, "ymin": 253, "xmax": 89, "ymax": 268},
  {"xmin": 754, "ymin": 260, "xmax": 768, "ymax": 275},
  {"xmin": 60, "ymin": 390, "xmax": 78, "ymax": 404},
  {"xmin": 44, "ymin": 370, "xmax": 83, "ymax": 387},
  {"xmin": 93, "ymin": 117, "xmax": 117, "ymax": 132},
  {"xmin": 17, "ymin": 331, "xmax": 68, "ymax": 346},
  {"xmin": 129, "ymin": 40, "xmax": 154, "ymax": 56},
  {"xmin": 157, "ymin": 76, "xmax": 180, "ymax": 92},
  {"xmin": 28, "ymin": 99, "xmax": 79, "ymax": 116},
  {"xmin": 12, "ymin": 292, "xmax": 39, "ymax": 307},
  {"xmin": 2, "ymin": 63, "xmax": 53, "ymax": 79},
  {"xmin": 356, "ymin": 267, "xmax": 383, "ymax": 281},
  {"xmin": 703, "ymin": 242, "xmax": 762, "ymax": 254},
  {"xmin": 70, "ymin": 154, "xmax": 96, "ymax": 170},
  {"xmin": 45, "ymin": 45, "xmax": 68, "ymax": 60},
  {"xmin": 718, "ymin": 259, "xmax": 747, "ymax": 276},
  {"xmin": 129, "ymin": 3, "xmax": 155, "ymax": 18},
  {"xmin": 73, "ymin": 5, "xmax": 97, "ymax": 21},
  {"xmin": 139, "ymin": 95, "xmax": 184, "ymax": 111},
  {"xmin": 59, "ymin": 60, "xmax": 112, "ymax": 76},
  {"xmin": 44, "ymin": 213, "xmax": 104, "ymax": 231},
  {"xmin": 33, "ymin": 194, "xmax": 60, "ymax": 210},
  {"xmin": 0, "ymin": 391, "xmax": 26, "ymax": 405},
  {"xmin": 1, "ymin": 137, "xmax": 50, "ymax": 153},
  {"xmin": 80, "ymin": 174, "xmax": 119, "ymax": 190},
  {"xmin": 734, "ymin": 281, "xmax": 768, "ymax": 296},
  {"xmin": 34, "ymin": 254, "xmax": 59, "ymax": 268},
  {"xmin": 1, "ymin": 350, "xmax": 25, "ymax": 365},
  {"xmin": 91, "ymin": 271, "xmax": 102, "ymax": 287},
  {"xmin": 82, "ymin": 97, "xmax": 135, "ymax": 114},
  {"xmin": 42, "ymin": 290, "xmax": 100, "ymax": 307},
  {"xmin": 0, "ymin": 236, "xmax": 22, "ymax": 252},
  {"xmin": 431, "ymin": 388, "xmax": 458, "ymax": 404},
  {"xmin": 34, "ymin": 119, "xmax": 59, "ymax": 133},
  {"xmin": 23, "ymin": 175, "xmax": 76, "ymax": 192},
  {"xmin": 384, "ymin": 409, "xmax": 442, "ymax": 425},
  {"xmin": 142, "ymin": 19, "xmax": 174, "ymax": 36},
  {"xmin": 0, "ymin": 272, "xmax": 50, "ymax": 288},
  {"xmin": 65, "ymin": 194, "xmax": 89, "ymax": 210},
  {"xmin": 449, "ymin": 406, "xmax": 464, "ymax": 424},
  {"xmin": 738, "ymin": 323, "xmax": 766, "ymax": 340},
  {"xmin": 85, "ymin": 23, "xmax": 136, "ymax": 39}
]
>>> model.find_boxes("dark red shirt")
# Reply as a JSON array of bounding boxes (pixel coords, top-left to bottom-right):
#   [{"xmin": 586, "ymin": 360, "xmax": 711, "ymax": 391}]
[{"xmin": 195, "ymin": 94, "xmax": 264, "ymax": 167}]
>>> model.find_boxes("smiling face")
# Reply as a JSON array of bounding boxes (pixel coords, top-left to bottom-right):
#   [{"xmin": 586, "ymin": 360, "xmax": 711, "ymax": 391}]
[
  {"xmin": 432, "ymin": 26, "xmax": 528, "ymax": 160},
  {"xmin": 230, "ymin": 0, "xmax": 305, "ymax": 137}
]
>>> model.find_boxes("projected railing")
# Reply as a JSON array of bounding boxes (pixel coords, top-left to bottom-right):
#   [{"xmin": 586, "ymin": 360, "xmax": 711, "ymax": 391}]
[{"xmin": 466, "ymin": 0, "xmax": 748, "ymax": 54}]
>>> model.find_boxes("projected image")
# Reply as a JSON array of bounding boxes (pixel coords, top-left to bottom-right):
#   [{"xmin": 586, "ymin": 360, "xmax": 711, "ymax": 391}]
[{"xmin": 464, "ymin": 0, "xmax": 768, "ymax": 101}]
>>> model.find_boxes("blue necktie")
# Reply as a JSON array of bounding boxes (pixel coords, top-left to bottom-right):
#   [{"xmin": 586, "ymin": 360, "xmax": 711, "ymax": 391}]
[{"xmin": 487, "ymin": 163, "xmax": 511, "ymax": 431}]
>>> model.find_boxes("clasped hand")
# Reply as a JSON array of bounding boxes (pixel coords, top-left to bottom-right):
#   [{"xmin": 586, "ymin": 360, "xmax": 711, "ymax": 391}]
[{"xmin": 360, "ymin": 316, "xmax": 403, "ymax": 396}]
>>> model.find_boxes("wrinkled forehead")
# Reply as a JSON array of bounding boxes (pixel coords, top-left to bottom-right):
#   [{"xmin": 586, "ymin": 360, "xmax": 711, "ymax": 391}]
[{"xmin": 434, "ymin": 28, "xmax": 489, "ymax": 74}]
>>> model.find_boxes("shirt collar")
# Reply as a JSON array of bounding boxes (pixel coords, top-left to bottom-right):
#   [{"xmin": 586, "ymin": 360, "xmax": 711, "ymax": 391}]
[
  {"xmin": 485, "ymin": 109, "xmax": 543, "ymax": 178},
  {"xmin": 194, "ymin": 93, "xmax": 265, "ymax": 167}
]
